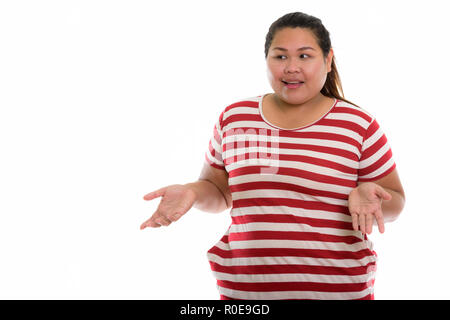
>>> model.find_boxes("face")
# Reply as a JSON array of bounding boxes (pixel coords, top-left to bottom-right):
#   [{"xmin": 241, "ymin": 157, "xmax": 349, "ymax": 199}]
[{"xmin": 266, "ymin": 27, "xmax": 333, "ymax": 105}]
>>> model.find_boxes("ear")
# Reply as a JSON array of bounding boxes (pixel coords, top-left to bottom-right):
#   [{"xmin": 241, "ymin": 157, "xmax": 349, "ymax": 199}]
[{"xmin": 326, "ymin": 47, "xmax": 334, "ymax": 72}]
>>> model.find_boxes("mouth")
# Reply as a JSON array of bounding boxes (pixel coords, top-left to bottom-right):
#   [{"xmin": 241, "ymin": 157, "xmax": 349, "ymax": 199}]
[{"xmin": 282, "ymin": 80, "xmax": 305, "ymax": 88}]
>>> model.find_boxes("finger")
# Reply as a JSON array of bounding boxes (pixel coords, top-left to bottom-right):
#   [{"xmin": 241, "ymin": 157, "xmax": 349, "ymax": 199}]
[
  {"xmin": 350, "ymin": 213, "xmax": 359, "ymax": 232},
  {"xmin": 143, "ymin": 187, "xmax": 166, "ymax": 201},
  {"xmin": 140, "ymin": 218, "xmax": 161, "ymax": 229},
  {"xmin": 149, "ymin": 220, "xmax": 162, "ymax": 228},
  {"xmin": 374, "ymin": 208, "xmax": 385, "ymax": 233},
  {"xmin": 366, "ymin": 214, "xmax": 373, "ymax": 234},
  {"xmin": 154, "ymin": 215, "xmax": 172, "ymax": 227},
  {"xmin": 140, "ymin": 217, "xmax": 151, "ymax": 229},
  {"xmin": 167, "ymin": 211, "xmax": 183, "ymax": 222},
  {"xmin": 141, "ymin": 210, "xmax": 164, "ymax": 229},
  {"xmin": 359, "ymin": 213, "xmax": 366, "ymax": 234}
]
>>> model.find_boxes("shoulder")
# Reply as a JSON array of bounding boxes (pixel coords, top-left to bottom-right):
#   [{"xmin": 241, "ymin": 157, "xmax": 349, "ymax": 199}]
[
  {"xmin": 334, "ymin": 99, "xmax": 376, "ymax": 129},
  {"xmin": 217, "ymin": 95, "xmax": 262, "ymax": 125},
  {"xmin": 222, "ymin": 95, "xmax": 261, "ymax": 113}
]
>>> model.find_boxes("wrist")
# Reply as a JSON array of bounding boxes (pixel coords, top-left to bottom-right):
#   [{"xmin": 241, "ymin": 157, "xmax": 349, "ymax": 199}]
[{"xmin": 184, "ymin": 182, "xmax": 200, "ymax": 203}]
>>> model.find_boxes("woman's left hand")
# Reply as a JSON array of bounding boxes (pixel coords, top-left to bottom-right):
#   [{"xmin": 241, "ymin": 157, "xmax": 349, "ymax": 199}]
[{"xmin": 348, "ymin": 182, "xmax": 392, "ymax": 234}]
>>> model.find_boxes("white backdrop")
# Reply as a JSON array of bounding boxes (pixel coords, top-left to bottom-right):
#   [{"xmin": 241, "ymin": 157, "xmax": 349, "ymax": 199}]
[{"xmin": 1, "ymin": 0, "xmax": 449, "ymax": 299}]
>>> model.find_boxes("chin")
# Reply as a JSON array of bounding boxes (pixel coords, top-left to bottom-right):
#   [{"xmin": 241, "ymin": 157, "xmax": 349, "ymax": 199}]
[{"xmin": 277, "ymin": 90, "xmax": 311, "ymax": 105}]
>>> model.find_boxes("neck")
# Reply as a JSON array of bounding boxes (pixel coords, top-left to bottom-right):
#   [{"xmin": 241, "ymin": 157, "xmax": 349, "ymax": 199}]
[{"xmin": 272, "ymin": 93, "xmax": 326, "ymax": 114}]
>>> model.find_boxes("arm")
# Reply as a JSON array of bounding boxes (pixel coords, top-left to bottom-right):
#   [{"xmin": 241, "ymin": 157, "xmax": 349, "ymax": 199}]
[
  {"xmin": 185, "ymin": 180, "xmax": 230, "ymax": 213},
  {"xmin": 186, "ymin": 161, "xmax": 232, "ymax": 213},
  {"xmin": 377, "ymin": 186, "xmax": 405, "ymax": 223}
]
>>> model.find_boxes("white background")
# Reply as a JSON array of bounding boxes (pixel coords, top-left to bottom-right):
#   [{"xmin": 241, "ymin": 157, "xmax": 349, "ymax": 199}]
[{"xmin": 0, "ymin": 0, "xmax": 449, "ymax": 299}]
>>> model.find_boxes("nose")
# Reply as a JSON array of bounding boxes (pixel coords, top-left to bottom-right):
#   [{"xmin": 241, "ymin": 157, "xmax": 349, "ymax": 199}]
[{"xmin": 284, "ymin": 59, "xmax": 301, "ymax": 73}]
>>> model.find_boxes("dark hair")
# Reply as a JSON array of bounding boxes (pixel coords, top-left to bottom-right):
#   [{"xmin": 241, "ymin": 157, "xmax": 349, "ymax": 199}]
[{"xmin": 264, "ymin": 12, "xmax": 360, "ymax": 108}]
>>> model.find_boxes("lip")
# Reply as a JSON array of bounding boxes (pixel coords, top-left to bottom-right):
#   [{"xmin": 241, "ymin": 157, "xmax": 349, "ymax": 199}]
[
  {"xmin": 282, "ymin": 80, "xmax": 304, "ymax": 89},
  {"xmin": 282, "ymin": 79, "xmax": 305, "ymax": 83}
]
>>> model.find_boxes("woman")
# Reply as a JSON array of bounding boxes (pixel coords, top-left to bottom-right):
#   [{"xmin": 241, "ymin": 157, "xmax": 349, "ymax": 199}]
[{"xmin": 140, "ymin": 12, "xmax": 406, "ymax": 300}]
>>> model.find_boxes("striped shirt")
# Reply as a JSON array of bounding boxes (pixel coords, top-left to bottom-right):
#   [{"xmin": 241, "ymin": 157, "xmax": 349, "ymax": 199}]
[{"xmin": 204, "ymin": 94, "xmax": 396, "ymax": 300}]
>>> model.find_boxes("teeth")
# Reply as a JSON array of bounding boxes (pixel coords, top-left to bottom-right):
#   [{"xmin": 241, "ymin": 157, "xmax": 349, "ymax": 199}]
[{"xmin": 283, "ymin": 80, "xmax": 303, "ymax": 84}]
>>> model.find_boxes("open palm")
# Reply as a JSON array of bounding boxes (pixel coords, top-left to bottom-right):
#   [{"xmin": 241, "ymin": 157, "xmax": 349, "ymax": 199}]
[
  {"xmin": 140, "ymin": 184, "xmax": 197, "ymax": 229},
  {"xmin": 348, "ymin": 182, "xmax": 392, "ymax": 234}
]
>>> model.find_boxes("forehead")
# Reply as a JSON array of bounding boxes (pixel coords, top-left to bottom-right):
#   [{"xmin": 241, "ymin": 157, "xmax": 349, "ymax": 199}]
[{"xmin": 270, "ymin": 27, "xmax": 318, "ymax": 49}]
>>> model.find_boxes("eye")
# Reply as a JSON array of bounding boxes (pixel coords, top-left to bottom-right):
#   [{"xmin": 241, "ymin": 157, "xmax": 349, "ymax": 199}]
[{"xmin": 274, "ymin": 54, "xmax": 309, "ymax": 60}]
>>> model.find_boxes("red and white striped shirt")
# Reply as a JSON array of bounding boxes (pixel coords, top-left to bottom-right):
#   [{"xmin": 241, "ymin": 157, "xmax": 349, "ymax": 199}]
[{"xmin": 204, "ymin": 94, "xmax": 396, "ymax": 300}]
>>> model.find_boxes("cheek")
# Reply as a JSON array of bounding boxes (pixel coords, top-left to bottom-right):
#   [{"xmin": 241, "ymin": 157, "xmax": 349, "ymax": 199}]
[
  {"xmin": 304, "ymin": 64, "xmax": 326, "ymax": 83},
  {"xmin": 266, "ymin": 63, "xmax": 282, "ymax": 84},
  {"xmin": 269, "ymin": 75, "xmax": 283, "ymax": 91},
  {"xmin": 266, "ymin": 67, "xmax": 274, "ymax": 83}
]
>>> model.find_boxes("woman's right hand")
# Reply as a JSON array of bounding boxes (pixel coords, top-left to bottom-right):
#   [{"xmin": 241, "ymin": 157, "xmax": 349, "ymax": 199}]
[{"xmin": 140, "ymin": 184, "xmax": 197, "ymax": 229}]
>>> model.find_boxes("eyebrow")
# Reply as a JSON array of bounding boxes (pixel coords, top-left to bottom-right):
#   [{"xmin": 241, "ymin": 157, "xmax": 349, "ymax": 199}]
[{"xmin": 272, "ymin": 46, "xmax": 316, "ymax": 51}]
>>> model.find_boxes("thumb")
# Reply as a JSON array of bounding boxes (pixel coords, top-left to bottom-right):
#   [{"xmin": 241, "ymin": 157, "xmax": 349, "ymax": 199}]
[
  {"xmin": 383, "ymin": 191, "xmax": 392, "ymax": 201},
  {"xmin": 143, "ymin": 187, "xmax": 166, "ymax": 201},
  {"xmin": 376, "ymin": 186, "xmax": 392, "ymax": 201}
]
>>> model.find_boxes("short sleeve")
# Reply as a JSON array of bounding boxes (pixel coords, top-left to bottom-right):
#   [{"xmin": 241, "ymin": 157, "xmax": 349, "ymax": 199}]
[
  {"xmin": 204, "ymin": 111, "xmax": 226, "ymax": 171},
  {"xmin": 358, "ymin": 118, "xmax": 396, "ymax": 182}
]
